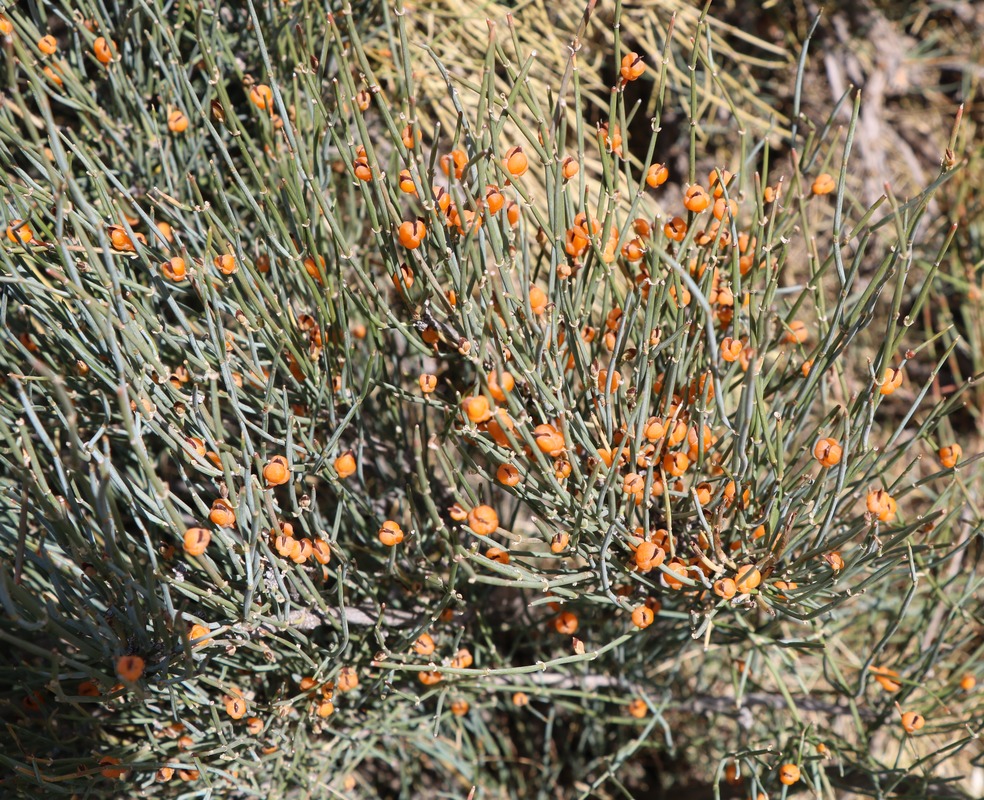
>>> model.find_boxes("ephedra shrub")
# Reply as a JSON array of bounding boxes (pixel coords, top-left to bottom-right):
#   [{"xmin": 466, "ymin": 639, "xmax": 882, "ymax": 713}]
[{"xmin": 0, "ymin": 1, "xmax": 980, "ymax": 797}]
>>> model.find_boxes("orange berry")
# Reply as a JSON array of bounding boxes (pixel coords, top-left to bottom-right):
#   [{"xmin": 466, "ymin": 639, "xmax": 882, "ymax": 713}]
[
  {"xmin": 772, "ymin": 580, "xmax": 798, "ymax": 600},
  {"xmin": 813, "ymin": 437, "xmax": 842, "ymax": 468},
  {"xmin": 467, "ymin": 505, "xmax": 499, "ymax": 536},
  {"xmin": 646, "ymin": 163, "xmax": 669, "ymax": 188},
  {"xmin": 38, "ymin": 35, "xmax": 57, "ymax": 55},
  {"xmin": 713, "ymin": 577, "xmax": 737, "ymax": 600},
  {"xmin": 108, "ymin": 225, "xmax": 135, "ymax": 251},
  {"xmin": 249, "ymin": 84, "xmax": 274, "ymax": 111},
  {"xmin": 397, "ymin": 168, "xmax": 417, "ymax": 195},
  {"xmin": 662, "ymin": 559, "xmax": 689, "ymax": 590},
  {"xmin": 959, "ymin": 674, "xmax": 976, "ymax": 691},
  {"xmin": 708, "ymin": 169, "xmax": 734, "ymax": 198},
  {"xmin": 393, "ymin": 263, "xmax": 414, "ymax": 291},
  {"xmin": 867, "ymin": 488, "xmax": 891, "ymax": 516},
  {"xmin": 450, "ymin": 648, "xmax": 474, "ymax": 669},
  {"xmin": 938, "ymin": 443, "xmax": 962, "ymax": 469},
  {"xmin": 496, "ymin": 463, "xmax": 521, "ymax": 487},
  {"xmin": 512, "ymin": 691, "xmax": 529, "ymax": 707},
  {"xmin": 784, "ymin": 319, "xmax": 809, "ymax": 344},
  {"xmin": 487, "ymin": 369, "xmax": 515, "ymax": 402},
  {"xmin": 561, "ymin": 156, "xmax": 579, "ymax": 180},
  {"xmin": 870, "ymin": 665, "xmax": 901, "ymax": 692},
  {"xmin": 188, "ymin": 624, "xmax": 210, "ymax": 645},
  {"xmin": 378, "ymin": 520, "xmax": 404, "ymax": 546},
  {"xmin": 664, "ymin": 216, "xmax": 687, "ymax": 242},
  {"xmin": 529, "ymin": 285, "xmax": 548, "ymax": 314},
  {"xmin": 93, "ymin": 37, "xmax": 115, "ymax": 64},
  {"xmin": 622, "ymin": 238, "xmax": 645, "ymax": 262},
  {"xmin": 485, "ymin": 546, "xmax": 510, "ymax": 564},
  {"xmin": 0, "ymin": 15, "xmax": 12, "ymax": 37},
  {"xmin": 419, "ymin": 373, "xmax": 438, "ymax": 393},
  {"xmin": 683, "ymin": 185, "xmax": 711, "ymax": 213},
  {"xmin": 214, "ymin": 254, "xmax": 237, "ymax": 275},
  {"xmin": 116, "ymin": 654, "xmax": 145, "ymax": 682},
  {"xmin": 504, "ymin": 146, "xmax": 528, "ymax": 177},
  {"xmin": 183, "ymin": 527, "xmax": 211, "ymax": 557},
  {"xmin": 311, "ymin": 538, "xmax": 332, "ymax": 565},
  {"xmin": 901, "ymin": 710, "xmax": 925, "ymax": 734},
  {"xmin": 486, "ymin": 408, "xmax": 516, "ymax": 448},
  {"xmin": 303, "ymin": 255, "xmax": 325, "ymax": 283},
  {"xmin": 553, "ymin": 611, "xmax": 578, "ymax": 635},
  {"xmin": 663, "ymin": 451, "xmax": 690, "ymax": 477},
  {"xmin": 812, "ymin": 173, "xmax": 835, "ymax": 195},
  {"xmin": 398, "ymin": 219, "xmax": 426, "ymax": 249},
  {"xmin": 778, "ymin": 763, "xmax": 800, "ymax": 786},
  {"xmin": 824, "ymin": 551, "xmax": 845, "ymax": 571},
  {"xmin": 622, "ymin": 472, "xmax": 645, "ymax": 496},
  {"xmin": 462, "ymin": 394, "xmax": 493, "ymax": 424},
  {"xmin": 167, "ymin": 109, "xmax": 189, "ymax": 134},
  {"xmin": 418, "ymin": 670, "xmax": 443, "ymax": 686},
  {"xmin": 226, "ymin": 696, "xmax": 247, "ymax": 719},
  {"xmin": 337, "ymin": 666, "xmax": 359, "ymax": 692},
  {"xmin": 413, "ymin": 633, "xmax": 436, "ymax": 656},
  {"xmin": 506, "ymin": 201, "xmax": 521, "ymax": 226},
  {"xmin": 667, "ymin": 421, "xmax": 688, "ymax": 447},
  {"xmin": 6, "ymin": 219, "xmax": 34, "ymax": 245},
  {"xmin": 334, "ymin": 451, "xmax": 357, "ymax": 478},
  {"xmin": 441, "ymin": 149, "xmax": 468, "ymax": 179},
  {"xmin": 262, "ymin": 455, "xmax": 290, "ymax": 487},
  {"xmin": 401, "ymin": 124, "xmax": 419, "ymax": 149},
  {"xmin": 631, "ymin": 606, "xmax": 654, "ymax": 629},
  {"xmin": 627, "ymin": 698, "xmax": 648, "ymax": 718},
  {"xmin": 619, "ymin": 52, "xmax": 645, "ymax": 82},
  {"xmin": 99, "ymin": 756, "xmax": 126, "ymax": 780},
  {"xmin": 643, "ymin": 417, "xmax": 666, "ymax": 441},
  {"xmin": 209, "ymin": 498, "xmax": 236, "ymax": 528},
  {"xmin": 721, "ymin": 337, "xmax": 743, "ymax": 362},
  {"xmin": 633, "ymin": 540, "xmax": 665, "ymax": 572},
  {"xmin": 712, "ymin": 197, "xmax": 738, "ymax": 220},
  {"xmin": 564, "ymin": 225, "xmax": 589, "ymax": 258},
  {"xmin": 484, "ymin": 185, "xmax": 505, "ymax": 215},
  {"xmin": 598, "ymin": 122, "xmax": 623, "ymax": 155},
  {"xmin": 735, "ymin": 565, "xmax": 761, "ymax": 594},
  {"xmin": 431, "ymin": 187, "xmax": 451, "ymax": 215},
  {"xmin": 879, "ymin": 367, "xmax": 903, "ymax": 395},
  {"xmin": 550, "ymin": 532, "xmax": 570, "ymax": 553},
  {"xmin": 450, "ymin": 698, "xmax": 470, "ymax": 716},
  {"xmin": 533, "ymin": 423, "xmax": 565, "ymax": 456},
  {"xmin": 161, "ymin": 256, "xmax": 186, "ymax": 282}
]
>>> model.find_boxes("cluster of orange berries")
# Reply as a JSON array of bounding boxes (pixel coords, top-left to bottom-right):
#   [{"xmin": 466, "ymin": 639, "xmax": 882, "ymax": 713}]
[
  {"xmin": 410, "ymin": 623, "xmax": 485, "ymax": 693},
  {"xmin": 297, "ymin": 668, "xmax": 359, "ymax": 718},
  {"xmin": 350, "ymin": 123, "xmax": 528, "ymax": 261},
  {"xmin": 9, "ymin": 208, "xmax": 254, "ymax": 287},
  {"xmin": 866, "ymin": 488, "xmax": 897, "ymax": 523},
  {"xmin": 270, "ymin": 522, "xmax": 332, "ymax": 570},
  {"xmin": 562, "ymin": 211, "xmax": 620, "ymax": 271}
]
